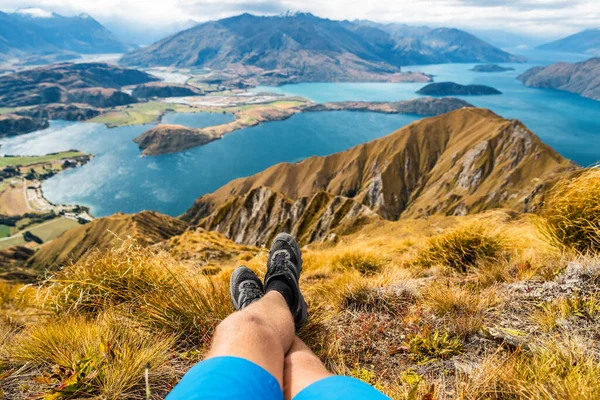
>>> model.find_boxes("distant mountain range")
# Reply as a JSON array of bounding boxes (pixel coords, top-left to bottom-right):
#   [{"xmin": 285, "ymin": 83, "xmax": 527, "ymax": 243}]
[
  {"xmin": 0, "ymin": 7, "xmax": 133, "ymax": 57},
  {"xmin": 538, "ymin": 29, "xmax": 600, "ymax": 55},
  {"xmin": 518, "ymin": 57, "xmax": 600, "ymax": 101},
  {"xmin": 120, "ymin": 13, "xmax": 523, "ymax": 83}
]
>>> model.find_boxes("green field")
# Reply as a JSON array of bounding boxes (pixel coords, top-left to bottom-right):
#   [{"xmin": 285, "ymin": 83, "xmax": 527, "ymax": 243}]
[
  {"xmin": 0, "ymin": 217, "xmax": 80, "ymax": 250},
  {"xmin": 0, "ymin": 151, "xmax": 84, "ymax": 168},
  {"xmin": 0, "ymin": 224, "xmax": 10, "ymax": 238},
  {"xmin": 91, "ymin": 101, "xmax": 201, "ymax": 127}
]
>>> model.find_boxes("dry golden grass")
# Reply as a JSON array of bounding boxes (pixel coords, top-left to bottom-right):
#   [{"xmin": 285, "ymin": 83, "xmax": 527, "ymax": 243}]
[
  {"xmin": 2, "ymin": 195, "xmax": 600, "ymax": 398},
  {"xmin": 422, "ymin": 282, "xmax": 501, "ymax": 337},
  {"xmin": 415, "ymin": 222, "xmax": 508, "ymax": 272},
  {"xmin": 538, "ymin": 167, "xmax": 600, "ymax": 253},
  {"xmin": 11, "ymin": 313, "xmax": 174, "ymax": 399},
  {"xmin": 457, "ymin": 338, "xmax": 600, "ymax": 399},
  {"xmin": 532, "ymin": 292, "xmax": 600, "ymax": 332}
]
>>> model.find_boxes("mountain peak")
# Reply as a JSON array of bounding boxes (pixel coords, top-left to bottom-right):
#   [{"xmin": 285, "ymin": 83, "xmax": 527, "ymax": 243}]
[
  {"xmin": 78, "ymin": 12, "xmax": 92, "ymax": 19},
  {"xmin": 278, "ymin": 10, "xmax": 315, "ymax": 18},
  {"xmin": 15, "ymin": 7, "xmax": 54, "ymax": 18}
]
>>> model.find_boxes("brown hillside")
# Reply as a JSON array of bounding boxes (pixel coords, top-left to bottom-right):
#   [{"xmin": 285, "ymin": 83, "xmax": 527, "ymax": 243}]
[
  {"xmin": 184, "ymin": 108, "xmax": 576, "ymax": 227},
  {"xmin": 28, "ymin": 211, "xmax": 188, "ymax": 271}
]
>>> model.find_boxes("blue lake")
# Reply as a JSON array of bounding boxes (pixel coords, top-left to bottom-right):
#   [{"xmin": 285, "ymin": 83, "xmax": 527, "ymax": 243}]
[
  {"xmin": 0, "ymin": 111, "xmax": 420, "ymax": 216},
  {"xmin": 1, "ymin": 51, "xmax": 599, "ymax": 217}
]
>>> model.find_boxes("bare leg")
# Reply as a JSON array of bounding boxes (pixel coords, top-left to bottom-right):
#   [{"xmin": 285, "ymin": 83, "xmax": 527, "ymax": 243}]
[
  {"xmin": 206, "ymin": 291, "xmax": 295, "ymax": 387},
  {"xmin": 283, "ymin": 337, "xmax": 333, "ymax": 400}
]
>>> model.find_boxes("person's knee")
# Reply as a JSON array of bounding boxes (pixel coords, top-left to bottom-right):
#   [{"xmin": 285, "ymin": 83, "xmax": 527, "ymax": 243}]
[
  {"xmin": 216, "ymin": 310, "xmax": 274, "ymax": 338},
  {"xmin": 284, "ymin": 348, "xmax": 324, "ymax": 372}
]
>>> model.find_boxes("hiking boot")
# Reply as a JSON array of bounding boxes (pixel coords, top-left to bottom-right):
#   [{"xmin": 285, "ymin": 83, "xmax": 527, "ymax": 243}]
[
  {"xmin": 230, "ymin": 266, "xmax": 264, "ymax": 310},
  {"xmin": 264, "ymin": 233, "xmax": 308, "ymax": 330}
]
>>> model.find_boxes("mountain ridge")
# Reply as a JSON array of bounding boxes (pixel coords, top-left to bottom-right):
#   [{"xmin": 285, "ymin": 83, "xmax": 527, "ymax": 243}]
[
  {"xmin": 0, "ymin": 9, "xmax": 132, "ymax": 56},
  {"xmin": 183, "ymin": 108, "xmax": 576, "ymax": 245},
  {"xmin": 120, "ymin": 13, "xmax": 522, "ymax": 84}
]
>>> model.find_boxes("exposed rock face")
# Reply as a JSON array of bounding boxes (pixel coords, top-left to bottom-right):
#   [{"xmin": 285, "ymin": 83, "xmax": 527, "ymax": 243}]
[
  {"xmin": 134, "ymin": 124, "xmax": 217, "ymax": 155},
  {"xmin": 184, "ymin": 108, "xmax": 576, "ymax": 229},
  {"xmin": 470, "ymin": 64, "xmax": 515, "ymax": 73},
  {"xmin": 16, "ymin": 103, "xmax": 102, "ymax": 121},
  {"xmin": 518, "ymin": 58, "xmax": 600, "ymax": 101},
  {"xmin": 132, "ymin": 82, "xmax": 203, "ymax": 99},
  {"xmin": 0, "ymin": 113, "xmax": 49, "ymax": 137},
  {"xmin": 417, "ymin": 82, "xmax": 502, "ymax": 96},
  {"xmin": 186, "ymin": 186, "xmax": 379, "ymax": 246},
  {"xmin": 302, "ymin": 97, "xmax": 473, "ymax": 116},
  {"xmin": 0, "ymin": 62, "xmax": 158, "ymax": 107},
  {"xmin": 27, "ymin": 211, "xmax": 188, "ymax": 270}
]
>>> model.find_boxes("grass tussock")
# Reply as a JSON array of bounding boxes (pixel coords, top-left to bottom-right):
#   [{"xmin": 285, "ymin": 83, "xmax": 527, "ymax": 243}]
[
  {"xmin": 423, "ymin": 282, "xmax": 501, "ymax": 337},
  {"xmin": 458, "ymin": 338, "xmax": 600, "ymax": 399},
  {"xmin": 39, "ymin": 241, "xmax": 233, "ymax": 347},
  {"xmin": 416, "ymin": 223, "xmax": 507, "ymax": 272},
  {"xmin": 332, "ymin": 250, "xmax": 385, "ymax": 275},
  {"xmin": 532, "ymin": 292, "xmax": 600, "ymax": 332},
  {"xmin": 538, "ymin": 168, "xmax": 600, "ymax": 253},
  {"xmin": 11, "ymin": 314, "xmax": 174, "ymax": 399}
]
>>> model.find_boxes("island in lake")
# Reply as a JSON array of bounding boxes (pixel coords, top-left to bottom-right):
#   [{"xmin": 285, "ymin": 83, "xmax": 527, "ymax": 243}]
[
  {"xmin": 470, "ymin": 64, "xmax": 515, "ymax": 73},
  {"xmin": 417, "ymin": 82, "xmax": 502, "ymax": 96}
]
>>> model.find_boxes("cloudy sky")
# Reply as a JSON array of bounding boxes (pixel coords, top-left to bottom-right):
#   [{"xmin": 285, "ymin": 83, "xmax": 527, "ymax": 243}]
[{"xmin": 0, "ymin": 0, "xmax": 598, "ymax": 42}]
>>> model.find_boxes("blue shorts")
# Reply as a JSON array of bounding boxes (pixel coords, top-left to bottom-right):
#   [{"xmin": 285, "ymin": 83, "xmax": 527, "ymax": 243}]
[{"xmin": 166, "ymin": 356, "xmax": 389, "ymax": 400}]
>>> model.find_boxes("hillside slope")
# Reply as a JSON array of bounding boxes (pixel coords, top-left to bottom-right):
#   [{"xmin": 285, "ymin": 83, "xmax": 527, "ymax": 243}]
[
  {"xmin": 0, "ymin": 62, "xmax": 158, "ymax": 107},
  {"xmin": 184, "ymin": 108, "xmax": 576, "ymax": 232},
  {"xmin": 120, "ymin": 13, "xmax": 519, "ymax": 83},
  {"xmin": 198, "ymin": 187, "xmax": 379, "ymax": 246},
  {"xmin": 537, "ymin": 29, "xmax": 600, "ymax": 55},
  {"xmin": 518, "ymin": 58, "xmax": 600, "ymax": 101},
  {"xmin": 0, "ymin": 8, "xmax": 132, "ymax": 56},
  {"xmin": 27, "ymin": 211, "xmax": 188, "ymax": 270}
]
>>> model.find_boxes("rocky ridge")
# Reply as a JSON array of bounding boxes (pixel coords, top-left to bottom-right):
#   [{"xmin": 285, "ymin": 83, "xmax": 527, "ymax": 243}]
[{"xmin": 183, "ymin": 108, "xmax": 576, "ymax": 246}]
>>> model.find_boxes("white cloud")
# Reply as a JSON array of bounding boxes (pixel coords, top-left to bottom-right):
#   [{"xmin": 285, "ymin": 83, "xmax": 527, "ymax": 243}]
[{"xmin": 0, "ymin": 0, "xmax": 597, "ymax": 39}]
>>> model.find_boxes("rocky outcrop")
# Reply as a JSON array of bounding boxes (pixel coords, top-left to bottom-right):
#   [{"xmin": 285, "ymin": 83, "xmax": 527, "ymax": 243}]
[
  {"xmin": 0, "ymin": 113, "xmax": 49, "ymax": 137},
  {"xmin": 470, "ymin": 64, "xmax": 515, "ymax": 73},
  {"xmin": 187, "ymin": 186, "xmax": 379, "ymax": 246},
  {"xmin": 184, "ymin": 108, "xmax": 576, "ymax": 226},
  {"xmin": 134, "ymin": 124, "xmax": 218, "ymax": 155},
  {"xmin": 417, "ymin": 82, "xmax": 502, "ymax": 96},
  {"xmin": 16, "ymin": 103, "xmax": 102, "ymax": 121},
  {"xmin": 518, "ymin": 58, "xmax": 600, "ymax": 101},
  {"xmin": 0, "ymin": 62, "xmax": 158, "ymax": 107},
  {"xmin": 27, "ymin": 211, "xmax": 188, "ymax": 270},
  {"xmin": 132, "ymin": 82, "xmax": 203, "ymax": 99},
  {"xmin": 302, "ymin": 97, "xmax": 473, "ymax": 116}
]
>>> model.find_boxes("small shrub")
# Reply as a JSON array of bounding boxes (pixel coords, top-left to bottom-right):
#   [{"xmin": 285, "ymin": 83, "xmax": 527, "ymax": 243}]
[
  {"xmin": 333, "ymin": 250, "xmax": 384, "ymax": 275},
  {"xmin": 405, "ymin": 328, "xmax": 463, "ymax": 363},
  {"xmin": 416, "ymin": 224, "xmax": 506, "ymax": 272},
  {"xmin": 538, "ymin": 168, "xmax": 600, "ymax": 253}
]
